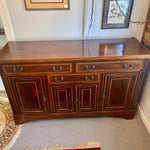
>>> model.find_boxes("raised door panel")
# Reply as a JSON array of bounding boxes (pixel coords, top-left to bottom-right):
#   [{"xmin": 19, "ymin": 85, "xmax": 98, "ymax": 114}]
[
  {"xmin": 102, "ymin": 73, "xmax": 138, "ymax": 111},
  {"xmin": 50, "ymin": 85, "xmax": 74, "ymax": 113},
  {"xmin": 8, "ymin": 76, "xmax": 47, "ymax": 115},
  {"xmin": 76, "ymin": 84, "xmax": 98, "ymax": 112}
]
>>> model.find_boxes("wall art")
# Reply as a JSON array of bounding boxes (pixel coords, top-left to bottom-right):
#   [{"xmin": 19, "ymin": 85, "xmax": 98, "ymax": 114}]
[
  {"xmin": 25, "ymin": 0, "xmax": 69, "ymax": 10},
  {"xmin": 102, "ymin": 0, "xmax": 134, "ymax": 29},
  {"xmin": 142, "ymin": 6, "xmax": 150, "ymax": 50}
]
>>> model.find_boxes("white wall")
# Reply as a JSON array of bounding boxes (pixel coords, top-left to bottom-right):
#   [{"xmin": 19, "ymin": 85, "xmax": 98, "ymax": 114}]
[
  {"xmin": 3, "ymin": 0, "xmax": 150, "ymax": 41},
  {"xmin": 130, "ymin": 0, "xmax": 150, "ymax": 134},
  {"xmin": 5, "ymin": 0, "xmax": 135, "ymax": 41},
  {"xmin": 129, "ymin": 0, "xmax": 150, "ymax": 41},
  {"xmin": 0, "ymin": 0, "xmax": 15, "ymax": 41},
  {"xmin": 139, "ymin": 68, "xmax": 150, "ymax": 133},
  {"xmin": 7, "ymin": 0, "xmax": 147, "ymax": 41},
  {"xmin": 84, "ymin": 0, "xmax": 132, "ymax": 39},
  {"xmin": 5, "ymin": 0, "xmax": 83, "ymax": 41},
  {"xmin": 0, "ymin": 17, "xmax": 3, "ymax": 28}
]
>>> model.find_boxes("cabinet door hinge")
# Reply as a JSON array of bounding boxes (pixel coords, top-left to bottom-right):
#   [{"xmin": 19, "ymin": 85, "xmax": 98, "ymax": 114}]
[
  {"xmin": 102, "ymin": 92, "xmax": 106, "ymax": 99},
  {"xmin": 43, "ymin": 95, "xmax": 47, "ymax": 102}
]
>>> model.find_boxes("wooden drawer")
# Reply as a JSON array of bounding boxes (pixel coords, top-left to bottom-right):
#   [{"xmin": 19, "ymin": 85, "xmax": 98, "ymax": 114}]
[
  {"xmin": 48, "ymin": 74, "xmax": 99, "ymax": 84},
  {"xmin": 76, "ymin": 61, "xmax": 142, "ymax": 72},
  {"xmin": 2, "ymin": 63, "xmax": 72, "ymax": 74}
]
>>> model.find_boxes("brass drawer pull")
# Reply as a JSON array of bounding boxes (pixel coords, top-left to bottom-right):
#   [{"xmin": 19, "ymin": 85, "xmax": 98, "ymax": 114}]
[
  {"xmin": 74, "ymin": 97, "xmax": 78, "ymax": 104},
  {"xmin": 124, "ymin": 64, "xmax": 133, "ymax": 69},
  {"xmin": 53, "ymin": 66, "xmax": 62, "ymax": 72},
  {"xmin": 85, "ymin": 65, "xmax": 95, "ymax": 71},
  {"xmin": 13, "ymin": 67, "xmax": 23, "ymax": 73},
  {"xmin": 54, "ymin": 77, "xmax": 64, "ymax": 82},
  {"xmin": 43, "ymin": 95, "xmax": 47, "ymax": 102},
  {"xmin": 85, "ymin": 76, "xmax": 94, "ymax": 81}
]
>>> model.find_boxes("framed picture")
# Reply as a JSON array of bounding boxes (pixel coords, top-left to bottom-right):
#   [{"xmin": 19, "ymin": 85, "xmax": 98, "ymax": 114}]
[
  {"xmin": 142, "ymin": 6, "xmax": 150, "ymax": 50},
  {"xmin": 24, "ymin": 0, "xmax": 70, "ymax": 10},
  {"xmin": 102, "ymin": 0, "xmax": 134, "ymax": 29}
]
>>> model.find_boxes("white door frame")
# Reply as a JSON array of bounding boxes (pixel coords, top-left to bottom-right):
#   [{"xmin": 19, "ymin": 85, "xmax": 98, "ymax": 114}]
[
  {"xmin": 0, "ymin": 0, "xmax": 15, "ymax": 92},
  {"xmin": 0, "ymin": 0, "xmax": 15, "ymax": 41}
]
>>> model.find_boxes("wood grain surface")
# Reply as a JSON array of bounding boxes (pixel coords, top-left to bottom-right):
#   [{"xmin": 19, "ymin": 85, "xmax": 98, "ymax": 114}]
[
  {"xmin": 0, "ymin": 37, "xmax": 150, "ymax": 63},
  {"xmin": 0, "ymin": 38, "xmax": 150, "ymax": 124}
]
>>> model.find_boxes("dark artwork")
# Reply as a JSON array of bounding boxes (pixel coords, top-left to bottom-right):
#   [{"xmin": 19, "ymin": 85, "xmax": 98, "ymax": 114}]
[
  {"xmin": 142, "ymin": 6, "xmax": 150, "ymax": 50},
  {"xmin": 102, "ymin": 0, "xmax": 134, "ymax": 29}
]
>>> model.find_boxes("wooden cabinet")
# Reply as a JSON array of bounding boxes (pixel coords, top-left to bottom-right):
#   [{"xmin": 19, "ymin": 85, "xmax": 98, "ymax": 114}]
[
  {"xmin": 3, "ymin": 63, "xmax": 72, "ymax": 74},
  {"xmin": 76, "ymin": 84, "xmax": 98, "ymax": 112},
  {"xmin": 76, "ymin": 61, "xmax": 142, "ymax": 72},
  {"xmin": 0, "ymin": 38, "xmax": 150, "ymax": 124},
  {"xmin": 102, "ymin": 73, "xmax": 138, "ymax": 111},
  {"xmin": 7, "ymin": 76, "xmax": 47, "ymax": 115},
  {"xmin": 50, "ymin": 84, "xmax": 74, "ymax": 113},
  {"xmin": 50, "ymin": 84, "xmax": 98, "ymax": 113}
]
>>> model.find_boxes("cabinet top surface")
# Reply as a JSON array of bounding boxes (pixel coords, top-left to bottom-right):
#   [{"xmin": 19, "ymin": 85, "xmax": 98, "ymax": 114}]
[{"xmin": 0, "ymin": 37, "xmax": 150, "ymax": 63}]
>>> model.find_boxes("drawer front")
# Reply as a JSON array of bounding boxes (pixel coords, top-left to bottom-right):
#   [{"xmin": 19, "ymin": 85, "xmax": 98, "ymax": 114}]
[
  {"xmin": 76, "ymin": 61, "xmax": 142, "ymax": 72},
  {"xmin": 2, "ymin": 63, "xmax": 72, "ymax": 74},
  {"xmin": 48, "ymin": 74, "xmax": 99, "ymax": 84}
]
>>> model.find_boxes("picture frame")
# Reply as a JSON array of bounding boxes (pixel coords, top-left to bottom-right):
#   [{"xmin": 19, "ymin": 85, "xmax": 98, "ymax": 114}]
[
  {"xmin": 102, "ymin": 0, "xmax": 134, "ymax": 29},
  {"xmin": 142, "ymin": 6, "xmax": 150, "ymax": 50},
  {"xmin": 24, "ymin": 0, "xmax": 70, "ymax": 10}
]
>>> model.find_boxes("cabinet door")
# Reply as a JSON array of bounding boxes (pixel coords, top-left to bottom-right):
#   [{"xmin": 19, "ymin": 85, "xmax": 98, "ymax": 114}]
[
  {"xmin": 76, "ymin": 84, "xmax": 98, "ymax": 112},
  {"xmin": 50, "ymin": 85, "xmax": 74, "ymax": 113},
  {"xmin": 102, "ymin": 73, "xmax": 138, "ymax": 111},
  {"xmin": 8, "ymin": 76, "xmax": 47, "ymax": 115}
]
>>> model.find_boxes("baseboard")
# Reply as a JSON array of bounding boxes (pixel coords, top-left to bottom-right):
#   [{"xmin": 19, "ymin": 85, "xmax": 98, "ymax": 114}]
[{"xmin": 137, "ymin": 105, "xmax": 150, "ymax": 134}]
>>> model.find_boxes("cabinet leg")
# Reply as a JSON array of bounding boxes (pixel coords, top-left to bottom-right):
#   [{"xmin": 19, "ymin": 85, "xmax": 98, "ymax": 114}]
[{"xmin": 14, "ymin": 116, "xmax": 26, "ymax": 125}]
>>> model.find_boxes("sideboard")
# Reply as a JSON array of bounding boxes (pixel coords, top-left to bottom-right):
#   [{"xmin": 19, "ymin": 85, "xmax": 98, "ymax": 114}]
[{"xmin": 0, "ymin": 37, "xmax": 150, "ymax": 124}]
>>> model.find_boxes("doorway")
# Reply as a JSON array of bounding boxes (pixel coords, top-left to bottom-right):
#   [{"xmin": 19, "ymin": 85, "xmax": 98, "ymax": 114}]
[
  {"xmin": 0, "ymin": 16, "xmax": 7, "ymax": 92},
  {"xmin": 0, "ymin": 16, "xmax": 7, "ymax": 49}
]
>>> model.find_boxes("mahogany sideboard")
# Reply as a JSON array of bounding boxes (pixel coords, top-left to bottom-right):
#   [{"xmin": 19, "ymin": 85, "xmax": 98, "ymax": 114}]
[{"xmin": 0, "ymin": 37, "xmax": 150, "ymax": 124}]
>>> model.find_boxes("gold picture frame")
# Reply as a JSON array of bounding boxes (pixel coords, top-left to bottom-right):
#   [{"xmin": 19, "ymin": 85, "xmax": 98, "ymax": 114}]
[
  {"xmin": 142, "ymin": 6, "xmax": 150, "ymax": 50},
  {"xmin": 24, "ymin": 0, "xmax": 70, "ymax": 10}
]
